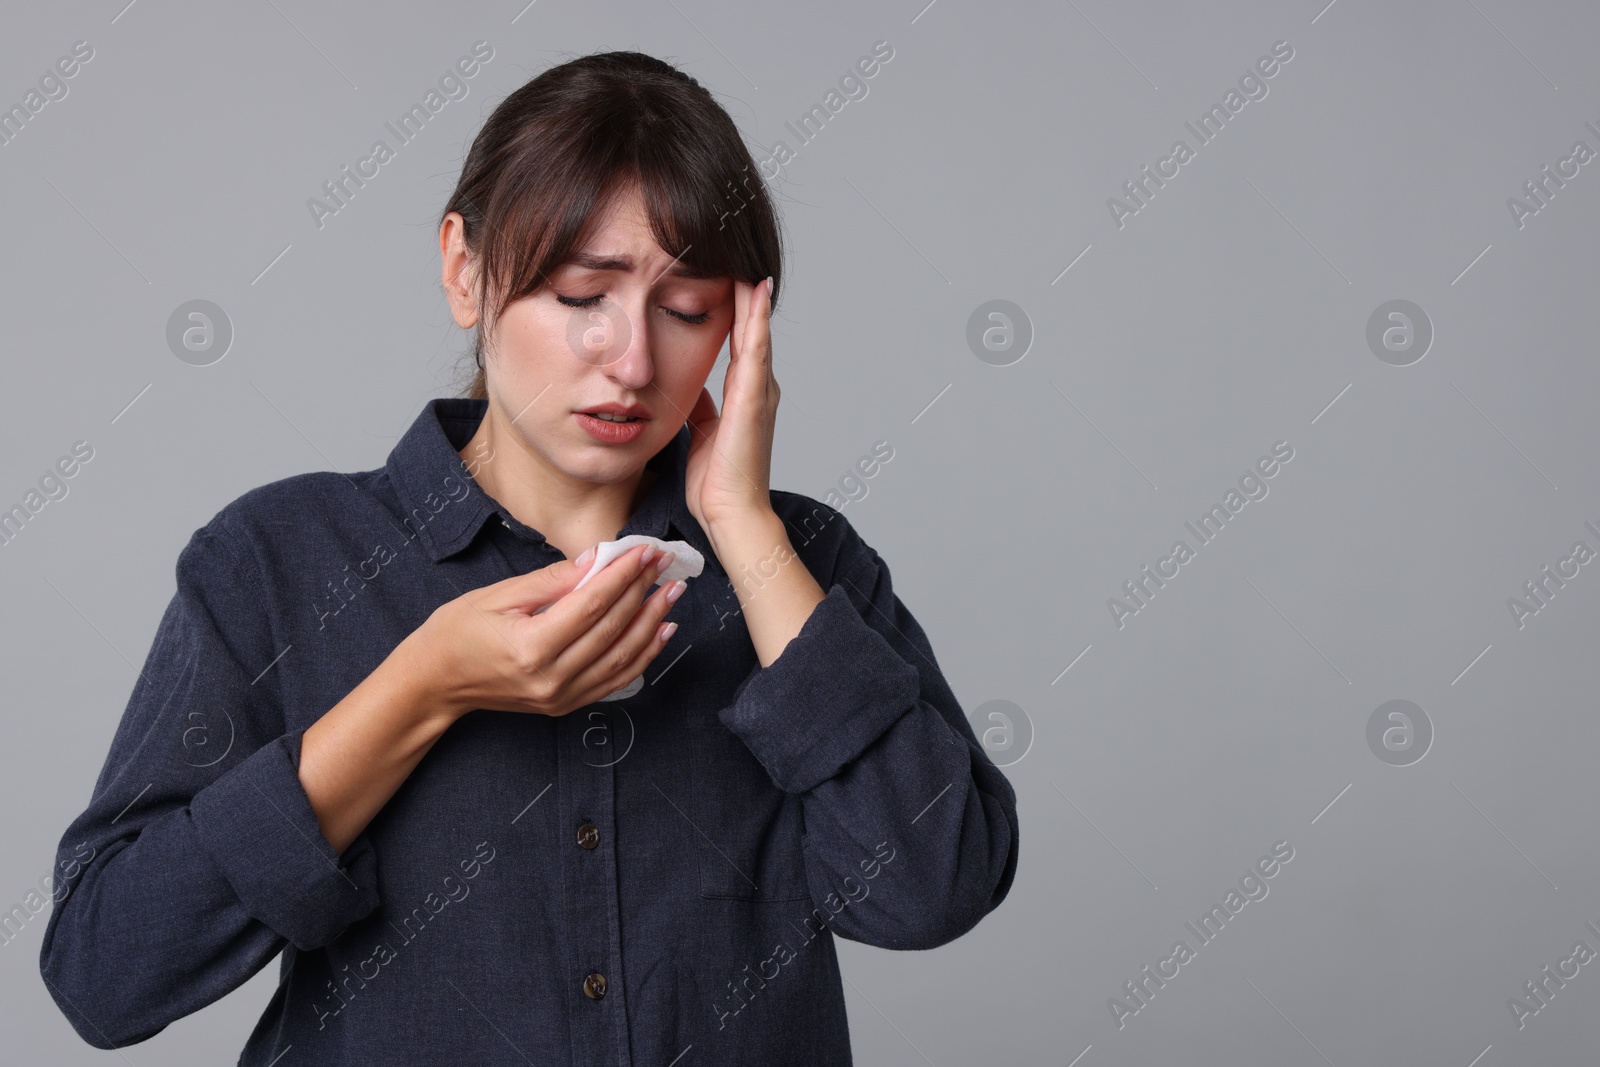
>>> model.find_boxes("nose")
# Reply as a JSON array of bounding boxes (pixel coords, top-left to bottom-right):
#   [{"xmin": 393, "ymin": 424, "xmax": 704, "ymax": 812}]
[{"xmin": 593, "ymin": 296, "xmax": 655, "ymax": 390}]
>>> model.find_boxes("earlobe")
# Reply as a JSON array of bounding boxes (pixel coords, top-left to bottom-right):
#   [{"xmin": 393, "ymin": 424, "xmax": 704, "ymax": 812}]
[
  {"xmin": 446, "ymin": 278, "xmax": 478, "ymax": 328},
  {"xmin": 445, "ymin": 261, "xmax": 480, "ymax": 328}
]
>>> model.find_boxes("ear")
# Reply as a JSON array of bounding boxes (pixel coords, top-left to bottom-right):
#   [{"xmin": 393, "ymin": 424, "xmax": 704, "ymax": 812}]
[{"xmin": 440, "ymin": 212, "xmax": 480, "ymax": 329}]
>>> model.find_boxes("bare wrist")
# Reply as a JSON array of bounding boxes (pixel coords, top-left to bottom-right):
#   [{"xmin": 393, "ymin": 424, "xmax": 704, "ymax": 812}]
[
  {"xmin": 383, "ymin": 625, "xmax": 467, "ymax": 732},
  {"xmin": 705, "ymin": 508, "xmax": 785, "ymax": 558}
]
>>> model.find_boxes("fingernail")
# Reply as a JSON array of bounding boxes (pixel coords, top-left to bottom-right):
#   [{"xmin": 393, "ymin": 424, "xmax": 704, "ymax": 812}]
[
  {"xmin": 764, "ymin": 276, "xmax": 774, "ymax": 298},
  {"xmin": 665, "ymin": 580, "xmax": 687, "ymax": 603},
  {"xmin": 656, "ymin": 550, "xmax": 675, "ymax": 574},
  {"xmin": 575, "ymin": 545, "xmax": 595, "ymax": 569},
  {"xmin": 660, "ymin": 621, "xmax": 679, "ymax": 642},
  {"xmin": 640, "ymin": 545, "xmax": 656, "ymax": 566}
]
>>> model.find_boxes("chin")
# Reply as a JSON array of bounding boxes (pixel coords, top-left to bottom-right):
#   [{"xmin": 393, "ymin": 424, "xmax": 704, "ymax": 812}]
[
  {"xmin": 562, "ymin": 443, "xmax": 648, "ymax": 482},
  {"xmin": 547, "ymin": 410, "xmax": 674, "ymax": 478}
]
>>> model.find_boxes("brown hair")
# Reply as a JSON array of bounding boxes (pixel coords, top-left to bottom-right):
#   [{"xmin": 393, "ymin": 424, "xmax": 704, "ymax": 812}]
[{"xmin": 440, "ymin": 51, "xmax": 784, "ymax": 400}]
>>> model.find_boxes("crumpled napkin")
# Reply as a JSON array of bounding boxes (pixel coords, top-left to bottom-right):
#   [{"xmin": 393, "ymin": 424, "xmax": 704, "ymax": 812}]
[{"xmin": 533, "ymin": 534, "xmax": 705, "ymax": 701}]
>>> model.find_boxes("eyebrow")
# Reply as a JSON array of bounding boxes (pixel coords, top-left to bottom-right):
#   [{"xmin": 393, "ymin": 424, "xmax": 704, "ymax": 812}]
[{"xmin": 562, "ymin": 250, "xmax": 724, "ymax": 281}]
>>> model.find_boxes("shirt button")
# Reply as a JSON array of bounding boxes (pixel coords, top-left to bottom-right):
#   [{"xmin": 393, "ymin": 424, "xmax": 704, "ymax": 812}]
[
  {"xmin": 576, "ymin": 822, "xmax": 600, "ymax": 849},
  {"xmin": 582, "ymin": 972, "xmax": 607, "ymax": 1000}
]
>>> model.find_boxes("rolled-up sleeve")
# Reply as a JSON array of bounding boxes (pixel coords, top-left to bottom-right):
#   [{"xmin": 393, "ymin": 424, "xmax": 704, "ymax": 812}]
[
  {"xmin": 38, "ymin": 520, "xmax": 380, "ymax": 1050},
  {"xmin": 717, "ymin": 526, "xmax": 1020, "ymax": 951}
]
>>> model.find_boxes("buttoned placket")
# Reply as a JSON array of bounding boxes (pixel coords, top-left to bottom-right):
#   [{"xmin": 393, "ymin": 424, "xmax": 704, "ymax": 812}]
[
  {"xmin": 449, "ymin": 424, "xmax": 686, "ymax": 1067},
  {"xmin": 558, "ymin": 698, "xmax": 631, "ymax": 1065},
  {"xmin": 487, "ymin": 509, "xmax": 662, "ymax": 1067},
  {"xmin": 561, "ymin": 500, "xmax": 677, "ymax": 1067}
]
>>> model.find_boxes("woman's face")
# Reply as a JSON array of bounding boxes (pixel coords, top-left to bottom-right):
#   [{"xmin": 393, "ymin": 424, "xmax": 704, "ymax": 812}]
[{"xmin": 446, "ymin": 185, "xmax": 734, "ymax": 485}]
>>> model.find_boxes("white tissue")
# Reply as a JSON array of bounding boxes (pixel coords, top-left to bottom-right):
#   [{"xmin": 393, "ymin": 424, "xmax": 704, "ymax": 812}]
[
  {"xmin": 572, "ymin": 534, "xmax": 704, "ymax": 594},
  {"xmin": 533, "ymin": 535, "xmax": 705, "ymax": 701}
]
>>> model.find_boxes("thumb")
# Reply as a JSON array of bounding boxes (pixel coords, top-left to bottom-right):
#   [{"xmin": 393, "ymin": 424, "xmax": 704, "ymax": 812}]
[{"xmin": 484, "ymin": 544, "xmax": 598, "ymax": 616}]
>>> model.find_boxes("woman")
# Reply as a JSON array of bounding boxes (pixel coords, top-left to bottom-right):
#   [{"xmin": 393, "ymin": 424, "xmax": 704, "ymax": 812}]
[{"xmin": 39, "ymin": 51, "xmax": 1019, "ymax": 1066}]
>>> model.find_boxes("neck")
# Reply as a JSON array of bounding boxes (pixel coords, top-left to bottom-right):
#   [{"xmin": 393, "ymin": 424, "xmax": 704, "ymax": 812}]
[{"xmin": 460, "ymin": 402, "xmax": 657, "ymax": 557}]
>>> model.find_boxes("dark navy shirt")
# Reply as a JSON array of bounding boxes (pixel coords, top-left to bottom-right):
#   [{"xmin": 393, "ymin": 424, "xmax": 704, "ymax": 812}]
[{"xmin": 39, "ymin": 397, "xmax": 1020, "ymax": 1066}]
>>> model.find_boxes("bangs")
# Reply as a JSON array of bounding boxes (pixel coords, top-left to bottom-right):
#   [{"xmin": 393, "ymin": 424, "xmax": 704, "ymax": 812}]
[
  {"xmin": 473, "ymin": 108, "xmax": 774, "ymax": 331},
  {"xmin": 627, "ymin": 142, "xmax": 763, "ymax": 281}
]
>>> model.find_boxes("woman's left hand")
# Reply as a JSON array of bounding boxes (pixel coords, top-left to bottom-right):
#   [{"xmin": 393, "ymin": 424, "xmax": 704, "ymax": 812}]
[{"xmin": 684, "ymin": 276, "xmax": 779, "ymax": 534}]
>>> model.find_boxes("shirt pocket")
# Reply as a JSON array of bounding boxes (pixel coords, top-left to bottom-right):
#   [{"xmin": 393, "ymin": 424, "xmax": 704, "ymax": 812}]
[
  {"xmin": 687, "ymin": 722, "xmax": 813, "ymax": 902},
  {"xmin": 673, "ymin": 588, "xmax": 812, "ymax": 903}
]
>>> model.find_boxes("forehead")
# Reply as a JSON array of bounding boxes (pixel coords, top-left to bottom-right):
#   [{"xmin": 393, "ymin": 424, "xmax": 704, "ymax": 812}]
[
  {"xmin": 581, "ymin": 183, "xmax": 675, "ymax": 257},
  {"xmin": 559, "ymin": 248, "xmax": 721, "ymax": 281},
  {"xmin": 561, "ymin": 191, "xmax": 723, "ymax": 281}
]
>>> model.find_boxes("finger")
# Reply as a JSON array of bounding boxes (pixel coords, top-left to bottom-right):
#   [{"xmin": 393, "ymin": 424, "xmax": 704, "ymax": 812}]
[
  {"xmin": 730, "ymin": 278, "xmax": 752, "ymax": 364},
  {"xmin": 552, "ymin": 546, "xmax": 674, "ymax": 680},
  {"xmin": 474, "ymin": 548, "xmax": 596, "ymax": 616},
  {"xmin": 545, "ymin": 545, "xmax": 668, "ymax": 674},
  {"xmin": 750, "ymin": 280, "xmax": 772, "ymax": 377},
  {"xmin": 522, "ymin": 543, "xmax": 653, "ymax": 659},
  {"xmin": 739, "ymin": 282, "xmax": 775, "ymax": 415},
  {"xmin": 566, "ymin": 571, "xmax": 682, "ymax": 701}
]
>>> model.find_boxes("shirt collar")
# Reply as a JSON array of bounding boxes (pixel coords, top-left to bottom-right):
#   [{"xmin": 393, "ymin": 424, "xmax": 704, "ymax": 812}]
[{"xmin": 386, "ymin": 397, "xmax": 696, "ymax": 564}]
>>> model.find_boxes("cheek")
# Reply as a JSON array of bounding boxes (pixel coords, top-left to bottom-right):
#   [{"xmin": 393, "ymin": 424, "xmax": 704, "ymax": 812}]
[
  {"xmin": 495, "ymin": 302, "xmax": 582, "ymax": 375},
  {"xmin": 658, "ymin": 329, "xmax": 723, "ymax": 387}
]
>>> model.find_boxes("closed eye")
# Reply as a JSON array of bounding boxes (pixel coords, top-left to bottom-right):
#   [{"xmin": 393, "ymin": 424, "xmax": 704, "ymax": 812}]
[{"xmin": 556, "ymin": 293, "xmax": 712, "ymax": 325}]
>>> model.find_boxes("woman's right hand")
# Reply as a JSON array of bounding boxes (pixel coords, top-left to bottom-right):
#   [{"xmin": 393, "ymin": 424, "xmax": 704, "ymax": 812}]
[{"xmin": 408, "ymin": 543, "xmax": 686, "ymax": 721}]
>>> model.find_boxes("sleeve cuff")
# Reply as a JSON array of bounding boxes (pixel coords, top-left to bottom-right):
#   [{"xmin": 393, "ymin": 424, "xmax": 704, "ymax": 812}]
[
  {"xmin": 718, "ymin": 581, "xmax": 922, "ymax": 794},
  {"xmin": 189, "ymin": 727, "xmax": 380, "ymax": 950}
]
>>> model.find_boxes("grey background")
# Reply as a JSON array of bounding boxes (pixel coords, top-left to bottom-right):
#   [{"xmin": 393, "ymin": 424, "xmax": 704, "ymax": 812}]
[{"xmin": 3, "ymin": 0, "xmax": 1596, "ymax": 1063}]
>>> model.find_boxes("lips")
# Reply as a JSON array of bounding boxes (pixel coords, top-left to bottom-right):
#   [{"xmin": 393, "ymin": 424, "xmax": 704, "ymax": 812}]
[
  {"xmin": 577, "ymin": 402, "xmax": 650, "ymax": 421},
  {"xmin": 574, "ymin": 411, "xmax": 649, "ymax": 442}
]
